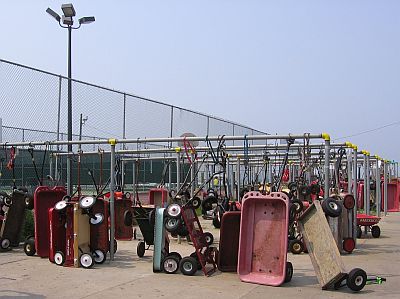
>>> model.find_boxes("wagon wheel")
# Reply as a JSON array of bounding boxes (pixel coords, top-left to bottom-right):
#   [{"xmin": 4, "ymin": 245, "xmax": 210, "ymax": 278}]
[
  {"xmin": 347, "ymin": 268, "xmax": 367, "ymax": 292},
  {"xmin": 204, "ymin": 232, "xmax": 214, "ymax": 246},
  {"xmin": 54, "ymin": 251, "xmax": 65, "ymax": 266},
  {"xmin": 357, "ymin": 226, "xmax": 362, "ymax": 239},
  {"xmin": 371, "ymin": 226, "xmax": 381, "ymax": 238},
  {"xmin": 179, "ymin": 257, "xmax": 198, "ymax": 276},
  {"xmin": 80, "ymin": 253, "xmax": 95, "ymax": 269},
  {"xmin": 137, "ymin": 241, "xmax": 146, "ymax": 257},
  {"xmin": 191, "ymin": 197, "xmax": 201, "ymax": 209},
  {"xmin": 284, "ymin": 261, "xmax": 293, "ymax": 283},
  {"xmin": 93, "ymin": 249, "xmax": 107, "ymax": 264},
  {"xmin": 124, "ymin": 210, "xmax": 133, "ymax": 227},
  {"xmin": 162, "ymin": 255, "xmax": 180, "ymax": 274},
  {"xmin": 289, "ymin": 239, "xmax": 304, "ymax": 254},
  {"xmin": 24, "ymin": 237, "xmax": 36, "ymax": 256},
  {"xmin": 321, "ymin": 198, "xmax": 342, "ymax": 217}
]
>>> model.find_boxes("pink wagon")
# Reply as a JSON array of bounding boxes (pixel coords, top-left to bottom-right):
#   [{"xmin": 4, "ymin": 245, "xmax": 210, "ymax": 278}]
[{"xmin": 238, "ymin": 192, "xmax": 293, "ymax": 286}]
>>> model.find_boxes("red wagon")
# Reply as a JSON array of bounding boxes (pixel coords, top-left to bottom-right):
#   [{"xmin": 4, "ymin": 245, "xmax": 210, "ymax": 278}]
[
  {"xmin": 356, "ymin": 214, "xmax": 381, "ymax": 238},
  {"xmin": 24, "ymin": 186, "xmax": 67, "ymax": 257},
  {"xmin": 238, "ymin": 192, "xmax": 293, "ymax": 286}
]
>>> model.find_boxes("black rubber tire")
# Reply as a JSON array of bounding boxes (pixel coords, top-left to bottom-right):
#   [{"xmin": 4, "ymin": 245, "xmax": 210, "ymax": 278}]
[
  {"xmin": 148, "ymin": 209, "xmax": 156, "ymax": 226},
  {"xmin": 165, "ymin": 217, "xmax": 181, "ymax": 233},
  {"xmin": 137, "ymin": 241, "xmax": 146, "ymax": 257},
  {"xmin": 124, "ymin": 210, "xmax": 133, "ymax": 227},
  {"xmin": 179, "ymin": 257, "xmax": 198, "ymax": 276},
  {"xmin": 54, "ymin": 251, "xmax": 65, "ymax": 266},
  {"xmin": 0, "ymin": 238, "xmax": 11, "ymax": 250},
  {"xmin": 291, "ymin": 199, "xmax": 303, "ymax": 214},
  {"xmin": 191, "ymin": 197, "xmax": 201, "ymax": 209},
  {"xmin": 322, "ymin": 198, "xmax": 342, "ymax": 217},
  {"xmin": 162, "ymin": 255, "xmax": 180, "ymax": 274},
  {"xmin": 166, "ymin": 204, "xmax": 182, "ymax": 218},
  {"xmin": 24, "ymin": 237, "xmax": 36, "ymax": 256},
  {"xmin": 168, "ymin": 251, "xmax": 182, "ymax": 262},
  {"xmin": 93, "ymin": 249, "xmax": 107, "ymax": 264},
  {"xmin": 202, "ymin": 195, "xmax": 218, "ymax": 212},
  {"xmin": 4, "ymin": 196, "xmax": 13, "ymax": 207},
  {"xmin": 347, "ymin": 268, "xmax": 367, "ymax": 292},
  {"xmin": 25, "ymin": 195, "xmax": 34, "ymax": 210},
  {"xmin": 204, "ymin": 232, "xmax": 214, "ymax": 246},
  {"xmin": 110, "ymin": 239, "xmax": 118, "ymax": 254},
  {"xmin": 212, "ymin": 206, "xmax": 223, "ymax": 229},
  {"xmin": 371, "ymin": 225, "xmax": 381, "ymax": 238},
  {"xmin": 284, "ymin": 261, "xmax": 293, "ymax": 283},
  {"xmin": 289, "ymin": 239, "xmax": 304, "ymax": 254},
  {"xmin": 357, "ymin": 226, "xmax": 362, "ymax": 239},
  {"xmin": 80, "ymin": 253, "xmax": 94, "ymax": 269}
]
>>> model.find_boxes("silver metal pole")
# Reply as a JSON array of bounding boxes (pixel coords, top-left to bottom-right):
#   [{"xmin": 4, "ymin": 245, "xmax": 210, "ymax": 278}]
[
  {"xmin": 347, "ymin": 149, "xmax": 352, "ymax": 193},
  {"xmin": 384, "ymin": 161, "xmax": 388, "ymax": 216},
  {"xmin": 352, "ymin": 147, "xmax": 358, "ymax": 245},
  {"xmin": 229, "ymin": 159, "xmax": 235, "ymax": 199},
  {"xmin": 55, "ymin": 76, "xmax": 62, "ymax": 182},
  {"xmin": 168, "ymin": 162, "xmax": 172, "ymax": 189},
  {"xmin": 176, "ymin": 152, "xmax": 181, "ymax": 191},
  {"xmin": 236, "ymin": 158, "xmax": 241, "ymax": 200},
  {"xmin": 365, "ymin": 155, "xmax": 371, "ymax": 215},
  {"xmin": 375, "ymin": 158, "xmax": 381, "ymax": 217},
  {"xmin": 121, "ymin": 160, "xmax": 125, "ymax": 191},
  {"xmin": 324, "ymin": 138, "xmax": 330, "ymax": 197},
  {"xmin": 190, "ymin": 154, "xmax": 195, "ymax": 197},
  {"xmin": 109, "ymin": 143, "xmax": 116, "ymax": 261},
  {"xmin": 132, "ymin": 160, "xmax": 137, "ymax": 203}
]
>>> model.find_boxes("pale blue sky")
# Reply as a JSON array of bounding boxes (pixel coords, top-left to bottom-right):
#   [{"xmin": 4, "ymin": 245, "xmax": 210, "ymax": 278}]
[{"xmin": 1, "ymin": 1, "xmax": 400, "ymax": 161}]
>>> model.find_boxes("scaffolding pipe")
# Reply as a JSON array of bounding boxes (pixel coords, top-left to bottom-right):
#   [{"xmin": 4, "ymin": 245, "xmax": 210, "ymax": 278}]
[{"xmin": 109, "ymin": 143, "xmax": 116, "ymax": 261}]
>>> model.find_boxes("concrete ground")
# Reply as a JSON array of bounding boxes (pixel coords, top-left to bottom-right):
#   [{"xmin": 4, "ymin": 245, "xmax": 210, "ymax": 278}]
[{"xmin": 1, "ymin": 213, "xmax": 400, "ymax": 299}]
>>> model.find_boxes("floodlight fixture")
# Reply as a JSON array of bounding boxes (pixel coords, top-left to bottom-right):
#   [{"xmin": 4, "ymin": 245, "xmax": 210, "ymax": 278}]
[
  {"xmin": 46, "ymin": 7, "xmax": 61, "ymax": 22},
  {"xmin": 79, "ymin": 16, "xmax": 95, "ymax": 25},
  {"xmin": 61, "ymin": 3, "xmax": 76, "ymax": 17}
]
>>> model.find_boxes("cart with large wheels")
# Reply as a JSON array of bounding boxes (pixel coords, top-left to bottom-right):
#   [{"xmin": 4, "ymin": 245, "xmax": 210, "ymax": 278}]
[
  {"xmin": 0, "ymin": 189, "xmax": 30, "ymax": 250},
  {"xmin": 113, "ymin": 193, "xmax": 133, "ymax": 241},
  {"xmin": 153, "ymin": 207, "xmax": 170, "ymax": 272},
  {"xmin": 24, "ymin": 186, "xmax": 66, "ymax": 257},
  {"xmin": 298, "ymin": 200, "xmax": 368, "ymax": 292},
  {"xmin": 238, "ymin": 192, "xmax": 293, "ymax": 286},
  {"xmin": 179, "ymin": 204, "xmax": 217, "ymax": 276},
  {"xmin": 49, "ymin": 196, "xmax": 103, "ymax": 269},
  {"xmin": 218, "ymin": 211, "xmax": 241, "ymax": 272},
  {"xmin": 356, "ymin": 214, "xmax": 381, "ymax": 239},
  {"xmin": 125, "ymin": 205, "xmax": 155, "ymax": 258},
  {"xmin": 89, "ymin": 196, "xmax": 110, "ymax": 264}
]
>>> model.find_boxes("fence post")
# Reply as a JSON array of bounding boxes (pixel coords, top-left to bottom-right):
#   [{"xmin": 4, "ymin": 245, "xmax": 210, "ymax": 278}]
[
  {"xmin": 109, "ymin": 140, "xmax": 116, "ymax": 261},
  {"xmin": 123, "ymin": 94, "xmax": 127, "ymax": 149}
]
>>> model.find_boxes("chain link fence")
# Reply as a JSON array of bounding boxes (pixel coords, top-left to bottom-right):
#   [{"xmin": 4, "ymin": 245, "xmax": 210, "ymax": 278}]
[{"xmin": 0, "ymin": 58, "xmax": 267, "ymax": 189}]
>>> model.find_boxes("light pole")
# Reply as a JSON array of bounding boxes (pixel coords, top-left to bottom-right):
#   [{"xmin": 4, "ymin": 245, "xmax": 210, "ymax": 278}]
[
  {"xmin": 78, "ymin": 113, "xmax": 88, "ymax": 151},
  {"xmin": 46, "ymin": 4, "xmax": 95, "ymax": 195}
]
